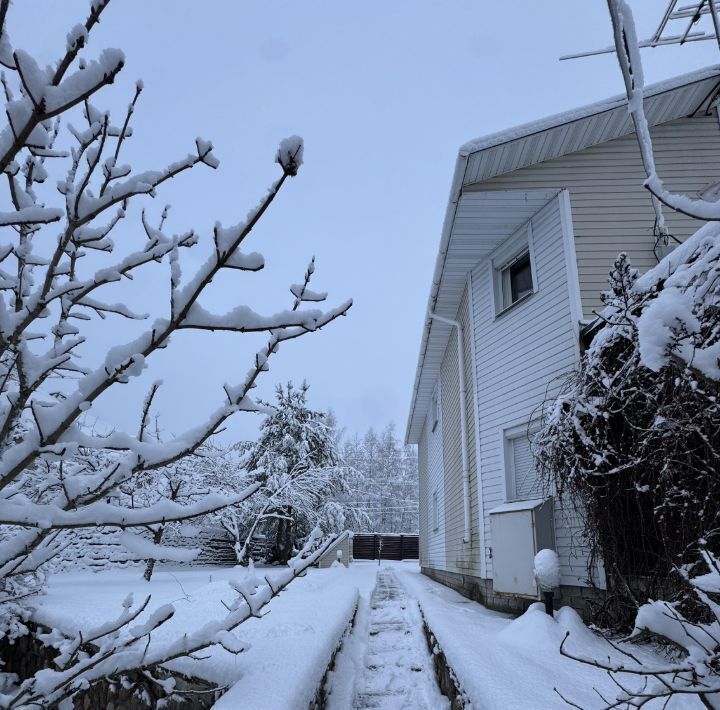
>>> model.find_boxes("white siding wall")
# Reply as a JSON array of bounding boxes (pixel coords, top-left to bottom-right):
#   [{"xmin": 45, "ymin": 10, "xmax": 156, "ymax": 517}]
[
  {"xmin": 471, "ymin": 195, "xmax": 589, "ymax": 587},
  {"xmin": 424, "ymin": 398, "xmax": 446, "ymax": 569},
  {"xmin": 418, "ymin": 424, "xmax": 429, "ymax": 567},
  {"xmin": 438, "ymin": 288, "xmax": 481, "ymax": 575},
  {"xmin": 467, "ymin": 115, "xmax": 720, "ymax": 317}
]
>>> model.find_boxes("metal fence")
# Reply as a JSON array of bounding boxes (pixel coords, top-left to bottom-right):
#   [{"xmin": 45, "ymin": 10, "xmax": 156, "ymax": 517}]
[{"xmin": 352, "ymin": 533, "xmax": 419, "ymax": 561}]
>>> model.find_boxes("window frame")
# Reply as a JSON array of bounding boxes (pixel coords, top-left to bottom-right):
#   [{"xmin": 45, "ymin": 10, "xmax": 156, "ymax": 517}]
[
  {"xmin": 502, "ymin": 419, "xmax": 542, "ymax": 502},
  {"xmin": 502, "ymin": 250, "xmax": 533, "ymax": 307},
  {"xmin": 430, "ymin": 382, "xmax": 441, "ymax": 434},
  {"xmin": 490, "ymin": 221, "xmax": 537, "ymax": 318}
]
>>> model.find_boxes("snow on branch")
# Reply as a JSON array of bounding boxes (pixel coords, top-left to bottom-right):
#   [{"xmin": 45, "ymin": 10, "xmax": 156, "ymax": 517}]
[
  {"xmin": 0, "ymin": 484, "xmax": 261, "ymax": 529},
  {"xmin": 0, "ymin": 3, "xmax": 351, "ymax": 703},
  {"xmin": 0, "ymin": 41, "xmax": 123, "ymax": 174},
  {"xmin": 608, "ymin": 0, "xmax": 720, "ymax": 222},
  {"xmin": 556, "ymin": 548, "xmax": 720, "ymax": 706},
  {"xmin": 8, "ymin": 529, "xmax": 338, "ymax": 708},
  {"xmin": 118, "ymin": 531, "xmax": 200, "ymax": 562},
  {"xmin": 276, "ymin": 135, "xmax": 304, "ymax": 176},
  {"xmin": 0, "ymin": 206, "xmax": 63, "ymax": 226},
  {"xmin": 290, "ymin": 257, "xmax": 328, "ymax": 310},
  {"xmin": 178, "ymin": 302, "xmax": 341, "ymax": 333},
  {"xmin": 290, "ymin": 283, "xmax": 327, "ymax": 302}
]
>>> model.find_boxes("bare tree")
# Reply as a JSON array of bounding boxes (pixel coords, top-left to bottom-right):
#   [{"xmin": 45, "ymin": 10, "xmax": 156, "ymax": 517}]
[{"xmin": 0, "ymin": 0, "xmax": 350, "ymax": 704}]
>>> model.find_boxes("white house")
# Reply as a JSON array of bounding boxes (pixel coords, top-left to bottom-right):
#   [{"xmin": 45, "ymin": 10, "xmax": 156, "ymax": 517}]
[{"xmin": 405, "ymin": 66, "xmax": 720, "ymax": 617}]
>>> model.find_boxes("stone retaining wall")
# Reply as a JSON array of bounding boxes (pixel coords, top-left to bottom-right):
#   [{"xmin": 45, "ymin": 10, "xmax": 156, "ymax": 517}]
[
  {"xmin": 0, "ymin": 623, "xmax": 219, "ymax": 709},
  {"xmin": 312, "ymin": 603, "xmax": 358, "ymax": 709},
  {"xmin": 420, "ymin": 616, "xmax": 469, "ymax": 709}
]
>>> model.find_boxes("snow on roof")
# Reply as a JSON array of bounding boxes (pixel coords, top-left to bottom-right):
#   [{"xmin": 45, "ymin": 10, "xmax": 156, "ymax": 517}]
[
  {"xmin": 459, "ymin": 64, "xmax": 720, "ymax": 157},
  {"xmin": 405, "ymin": 65, "xmax": 720, "ymax": 445},
  {"xmin": 488, "ymin": 499, "xmax": 548, "ymax": 515},
  {"xmin": 316, "ymin": 529, "xmax": 353, "ymax": 556}
]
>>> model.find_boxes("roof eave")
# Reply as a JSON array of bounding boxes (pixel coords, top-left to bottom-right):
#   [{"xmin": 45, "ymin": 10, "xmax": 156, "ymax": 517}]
[{"xmin": 404, "ymin": 152, "xmax": 468, "ymax": 445}]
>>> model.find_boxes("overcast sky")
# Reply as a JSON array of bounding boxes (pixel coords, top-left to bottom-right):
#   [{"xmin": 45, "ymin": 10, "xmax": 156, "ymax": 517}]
[{"xmin": 10, "ymin": 1, "xmax": 719, "ymax": 444}]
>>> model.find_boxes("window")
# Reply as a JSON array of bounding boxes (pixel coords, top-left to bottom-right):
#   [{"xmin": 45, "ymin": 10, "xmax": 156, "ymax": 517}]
[
  {"xmin": 431, "ymin": 385, "xmax": 440, "ymax": 433},
  {"xmin": 432, "ymin": 490, "xmax": 439, "ymax": 531},
  {"xmin": 491, "ymin": 222, "xmax": 536, "ymax": 316},
  {"xmin": 509, "ymin": 435, "xmax": 540, "ymax": 500},
  {"xmin": 503, "ymin": 421, "xmax": 542, "ymax": 501},
  {"xmin": 501, "ymin": 251, "xmax": 533, "ymax": 309}
]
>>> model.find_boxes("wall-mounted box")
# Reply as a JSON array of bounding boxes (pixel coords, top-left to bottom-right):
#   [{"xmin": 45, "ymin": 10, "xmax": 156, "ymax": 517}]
[{"xmin": 489, "ymin": 498, "xmax": 555, "ymax": 597}]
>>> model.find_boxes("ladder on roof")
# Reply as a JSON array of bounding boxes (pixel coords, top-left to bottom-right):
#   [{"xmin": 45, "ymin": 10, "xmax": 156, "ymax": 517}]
[{"xmin": 561, "ymin": 0, "xmax": 720, "ymax": 60}]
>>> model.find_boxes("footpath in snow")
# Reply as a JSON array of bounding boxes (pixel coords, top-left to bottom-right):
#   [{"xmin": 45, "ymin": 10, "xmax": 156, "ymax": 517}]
[{"xmin": 327, "ymin": 563, "xmax": 449, "ymax": 709}]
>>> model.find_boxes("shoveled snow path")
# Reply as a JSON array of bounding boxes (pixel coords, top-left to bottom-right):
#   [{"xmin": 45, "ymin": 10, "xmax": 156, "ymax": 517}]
[{"xmin": 342, "ymin": 565, "xmax": 449, "ymax": 709}]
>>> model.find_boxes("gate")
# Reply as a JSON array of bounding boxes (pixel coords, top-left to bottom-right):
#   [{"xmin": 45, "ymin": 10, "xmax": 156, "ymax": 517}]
[{"xmin": 352, "ymin": 534, "xmax": 419, "ymax": 561}]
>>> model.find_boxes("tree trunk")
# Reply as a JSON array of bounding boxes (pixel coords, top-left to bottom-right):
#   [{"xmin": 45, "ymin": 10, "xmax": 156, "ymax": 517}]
[
  {"xmin": 143, "ymin": 526, "xmax": 165, "ymax": 581},
  {"xmin": 273, "ymin": 507, "xmax": 293, "ymax": 565}
]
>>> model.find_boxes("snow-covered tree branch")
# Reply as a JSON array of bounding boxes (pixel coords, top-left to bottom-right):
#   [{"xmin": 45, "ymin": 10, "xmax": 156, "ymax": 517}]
[
  {"xmin": 0, "ymin": 0, "xmax": 351, "ymax": 704},
  {"xmin": 607, "ymin": 0, "xmax": 720, "ymax": 224},
  {"xmin": 7, "ymin": 529, "xmax": 339, "ymax": 709}
]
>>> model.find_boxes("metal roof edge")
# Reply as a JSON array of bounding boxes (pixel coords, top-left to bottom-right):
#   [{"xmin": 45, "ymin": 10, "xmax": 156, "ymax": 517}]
[{"xmin": 458, "ymin": 64, "xmax": 720, "ymax": 160}]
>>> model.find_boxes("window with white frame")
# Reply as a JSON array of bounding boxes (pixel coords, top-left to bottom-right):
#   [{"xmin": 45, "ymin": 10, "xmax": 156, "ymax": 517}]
[
  {"xmin": 504, "ymin": 422, "xmax": 542, "ymax": 501},
  {"xmin": 492, "ymin": 222, "xmax": 536, "ymax": 315},
  {"xmin": 432, "ymin": 489, "xmax": 439, "ymax": 531}
]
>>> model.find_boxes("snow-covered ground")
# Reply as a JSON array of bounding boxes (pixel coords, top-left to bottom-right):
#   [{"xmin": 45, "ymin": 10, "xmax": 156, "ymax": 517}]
[
  {"xmin": 33, "ymin": 563, "xmax": 360, "ymax": 709},
  {"xmin": 398, "ymin": 567, "xmax": 701, "ymax": 709},
  {"xmin": 32, "ymin": 561, "xmax": 700, "ymax": 709}
]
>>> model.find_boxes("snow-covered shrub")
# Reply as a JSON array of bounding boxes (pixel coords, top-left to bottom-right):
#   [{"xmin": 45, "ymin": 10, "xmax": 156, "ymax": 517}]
[
  {"xmin": 535, "ymin": 241, "xmax": 720, "ymax": 626},
  {"xmin": 540, "ymin": 1, "xmax": 720, "ymax": 705},
  {"xmin": 0, "ymin": 0, "xmax": 350, "ymax": 704}
]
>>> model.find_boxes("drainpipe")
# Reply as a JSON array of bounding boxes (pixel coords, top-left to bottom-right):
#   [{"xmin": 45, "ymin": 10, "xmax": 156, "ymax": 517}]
[{"xmin": 429, "ymin": 312, "xmax": 471, "ymax": 544}]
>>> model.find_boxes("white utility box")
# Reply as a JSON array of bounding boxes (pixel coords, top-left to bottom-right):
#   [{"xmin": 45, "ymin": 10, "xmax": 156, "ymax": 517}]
[{"xmin": 489, "ymin": 498, "xmax": 555, "ymax": 597}]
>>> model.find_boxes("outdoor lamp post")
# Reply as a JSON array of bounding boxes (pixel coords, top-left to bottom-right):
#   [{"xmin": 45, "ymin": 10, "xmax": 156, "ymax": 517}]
[
  {"xmin": 541, "ymin": 588, "xmax": 554, "ymax": 616},
  {"xmin": 533, "ymin": 548, "xmax": 560, "ymax": 616}
]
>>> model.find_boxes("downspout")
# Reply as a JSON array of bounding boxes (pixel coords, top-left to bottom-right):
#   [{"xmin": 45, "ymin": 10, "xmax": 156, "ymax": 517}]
[{"xmin": 428, "ymin": 312, "xmax": 471, "ymax": 544}]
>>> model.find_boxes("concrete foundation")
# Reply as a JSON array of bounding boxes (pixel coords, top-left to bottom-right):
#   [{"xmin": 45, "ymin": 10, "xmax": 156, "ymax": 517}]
[{"xmin": 422, "ymin": 566, "xmax": 604, "ymax": 621}]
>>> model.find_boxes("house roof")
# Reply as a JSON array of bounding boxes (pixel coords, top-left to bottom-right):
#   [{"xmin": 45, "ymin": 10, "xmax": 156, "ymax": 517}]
[{"xmin": 405, "ymin": 65, "xmax": 720, "ymax": 445}]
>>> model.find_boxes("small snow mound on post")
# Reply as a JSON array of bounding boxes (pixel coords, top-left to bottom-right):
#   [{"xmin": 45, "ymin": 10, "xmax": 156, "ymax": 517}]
[
  {"xmin": 534, "ymin": 548, "xmax": 560, "ymax": 590},
  {"xmin": 276, "ymin": 135, "xmax": 304, "ymax": 175}
]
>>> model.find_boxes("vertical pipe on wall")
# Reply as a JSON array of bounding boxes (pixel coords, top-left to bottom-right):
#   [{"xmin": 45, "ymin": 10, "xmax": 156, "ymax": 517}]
[{"xmin": 428, "ymin": 311, "xmax": 471, "ymax": 544}]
